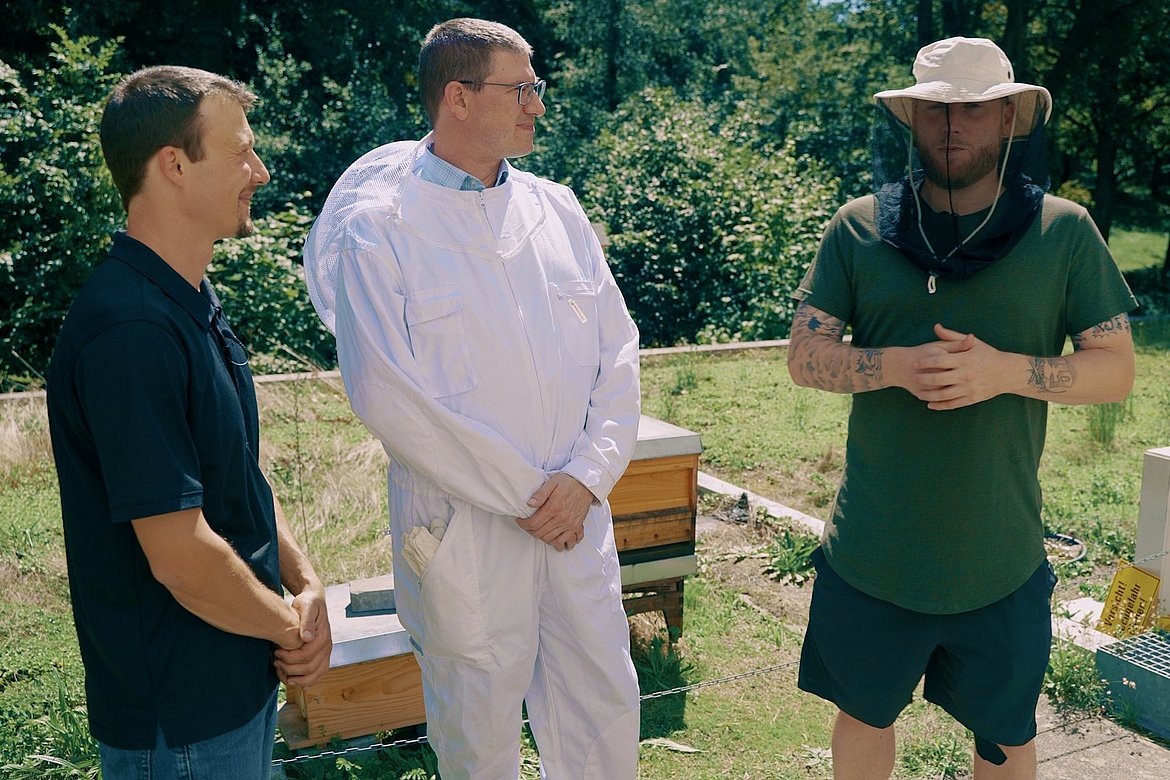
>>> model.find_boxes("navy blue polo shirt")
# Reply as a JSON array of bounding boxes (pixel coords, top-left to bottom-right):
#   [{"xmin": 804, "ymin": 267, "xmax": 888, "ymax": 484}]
[{"xmin": 47, "ymin": 232, "xmax": 282, "ymax": 749}]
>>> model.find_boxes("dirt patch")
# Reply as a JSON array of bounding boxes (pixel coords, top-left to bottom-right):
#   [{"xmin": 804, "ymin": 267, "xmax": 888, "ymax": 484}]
[{"xmin": 695, "ymin": 496, "xmax": 814, "ymax": 635}]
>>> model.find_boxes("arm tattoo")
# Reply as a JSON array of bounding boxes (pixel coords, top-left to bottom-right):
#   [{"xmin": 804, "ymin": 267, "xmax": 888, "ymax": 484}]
[
  {"xmin": 793, "ymin": 305, "xmax": 844, "ymax": 338},
  {"xmin": 1071, "ymin": 314, "xmax": 1131, "ymax": 348},
  {"xmin": 1027, "ymin": 356, "xmax": 1074, "ymax": 394},
  {"xmin": 790, "ymin": 305, "xmax": 885, "ymax": 393},
  {"xmin": 855, "ymin": 349, "xmax": 882, "ymax": 380}
]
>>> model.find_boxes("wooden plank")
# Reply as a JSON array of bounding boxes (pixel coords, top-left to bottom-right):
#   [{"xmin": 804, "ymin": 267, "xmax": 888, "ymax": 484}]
[
  {"xmin": 286, "ymin": 653, "xmax": 427, "ymax": 746},
  {"xmin": 623, "ymin": 592, "xmax": 676, "ymax": 614},
  {"xmin": 612, "ymin": 508, "xmax": 694, "ymax": 551},
  {"xmin": 623, "ymin": 576, "xmax": 687, "ymax": 592},
  {"xmin": 622, "ymin": 576, "xmax": 686, "ymax": 637},
  {"xmin": 609, "ymin": 454, "xmax": 697, "ymax": 517},
  {"xmin": 276, "ymin": 697, "xmax": 313, "ymax": 750}
]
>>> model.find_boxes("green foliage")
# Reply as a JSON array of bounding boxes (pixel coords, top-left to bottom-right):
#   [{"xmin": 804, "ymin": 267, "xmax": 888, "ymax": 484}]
[
  {"xmin": 208, "ymin": 204, "xmax": 335, "ymax": 371},
  {"xmin": 246, "ymin": 16, "xmax": 426, "ymax": 215},
  {"xmin": 633, "ymin": 632, "xmax": 696, "ymax": 739},
  {"xmin": 1055, "ymin": 179, "xmax": 1095, "ymax": 209},
  {"xmin": 898, "ymin": 730, "xmax": 969, "ymax": 778},
  {"xmin": 278, "ymin": 736, "xmax": 441, "ymax": 780},
  {"xmin": 0, "ymin": 675, "xmax": 100, "ymax": 779},
  {"xmin": 736, "ymin": 2, "xmax": 907, "ymax": 197},
  {"xmin": 542, "ymin": 0, "xmax": 767, "ymax": 110},
  {"xmin": 667, "ymin": 362, "xmax": 698, "ymax": 395},
  {"xmin": 0, "ymin": 26, "xmax": 123, "ymax": 386},
  {"xmin": 1086, "ymin": 401, "xmax": 1130, "ymax": 450},
  {"xmin": 1044, "ymin": 640, "xmax": 1104, "ymax": 713},
  {"xmin": 583, "ymin": 88, "xmax": 839, "ymax": 346},
  {"xmin": 762, "ymin": 529, "xmax": 819, "ymax": 586}
]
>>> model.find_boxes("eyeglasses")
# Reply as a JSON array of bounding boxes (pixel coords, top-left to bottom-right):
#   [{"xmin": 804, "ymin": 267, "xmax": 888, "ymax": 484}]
[{"xmin": 457, "ymin": 78, "xmax": 547, "ymax": 106}]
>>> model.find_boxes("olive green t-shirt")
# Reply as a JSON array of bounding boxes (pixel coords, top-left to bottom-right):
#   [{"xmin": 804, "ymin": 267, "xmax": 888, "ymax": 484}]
[{"xmin": 796, "ymin": 194, "xmax": 1137, "ymax": 613}]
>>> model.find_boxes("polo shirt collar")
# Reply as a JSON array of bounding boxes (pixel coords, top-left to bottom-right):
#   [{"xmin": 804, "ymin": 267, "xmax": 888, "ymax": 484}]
[{"xmin": 110, "ymin": 231, "xmax": 217, "ymax": 328}]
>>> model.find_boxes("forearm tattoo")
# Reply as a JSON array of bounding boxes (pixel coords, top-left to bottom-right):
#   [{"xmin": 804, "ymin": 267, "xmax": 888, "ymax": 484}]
[
  {"xmin": 854, "ymin": 349, "xmax": 882, "ymax": 379},
  {"xmin": 790, "ymin": 305, "xmax": 884, "ymax": 392},
  {"xmin": 1070, "ymin": 314, "xmax": 1131, "ymax": 348},
  {"xmin": 1027, "ymin": 356, "xmax": 1074, "ymax": 394}
]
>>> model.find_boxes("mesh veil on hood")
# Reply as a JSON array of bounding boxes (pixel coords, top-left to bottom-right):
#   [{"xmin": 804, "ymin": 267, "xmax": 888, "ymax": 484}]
[
  {"xmin": 870, "ymin": 37, "xmax": 1053, "ymax": 285},
  {"xmin": 303, "ymin": 138, "xmax": 426, "ymax": 334}
]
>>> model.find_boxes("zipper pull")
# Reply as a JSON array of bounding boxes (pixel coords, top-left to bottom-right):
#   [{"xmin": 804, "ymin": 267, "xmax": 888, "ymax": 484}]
[
  {"xmin": 927, "ymin": 274, "xmax": 937, "ymax": 294},
  {"xmin": 568, "ymin": 298, "xmax": 589, "ymax": 323}
]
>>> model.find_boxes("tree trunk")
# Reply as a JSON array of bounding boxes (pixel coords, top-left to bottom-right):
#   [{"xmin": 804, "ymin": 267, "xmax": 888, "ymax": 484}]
[
  {"xmin": 1001, "ymin": 0, "xmax": 1030, "ymax": 79},
  {"xmin": 1045, "ymin": 0, "xmax": 1139, "ymax": 101},
  {"xmin": 1092, "ymin": 47, "xmax": 1121, "ymax": 241},
  {"xmin": 604, "ymin": 0, "xmax": 621, "ymax": 111},
  {"xmin": 941, "ymin": 0, "xmax": 978, "ymax": 37},
  {"xmin": 1093, "ymin": 135, "xmax": 1118, "ymax": 241},
  {"xmin": 917, "ymin": 0, "xmax": 934, "ymax": 48},
  {"xmin": 1163, "ymin": 233, "xmax": 1170, "ymax": 282},
  {"xmin": 1152, "ymin": 153, "xmax": 1169, "ymax": 203}
]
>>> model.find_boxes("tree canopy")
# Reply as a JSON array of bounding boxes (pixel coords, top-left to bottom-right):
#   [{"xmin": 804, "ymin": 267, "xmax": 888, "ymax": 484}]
[{"xmin": 2, "ymin": 1, "xmax": 1168, "ymax": 384}]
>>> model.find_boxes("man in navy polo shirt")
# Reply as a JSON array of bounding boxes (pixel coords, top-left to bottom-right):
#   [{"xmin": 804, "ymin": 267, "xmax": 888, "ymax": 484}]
[{"xmin": 47, "ymin": 65, "xmax": 332, "ymax": 780}]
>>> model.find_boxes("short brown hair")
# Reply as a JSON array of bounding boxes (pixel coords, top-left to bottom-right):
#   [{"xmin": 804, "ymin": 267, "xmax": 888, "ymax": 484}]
[
  {"xmin": 419, "ymin": 18, "xmax": 532, "ymax": 126},
  {"xmin": 100, "ymin": 65, "xmax": 256, "ymax": 211}
]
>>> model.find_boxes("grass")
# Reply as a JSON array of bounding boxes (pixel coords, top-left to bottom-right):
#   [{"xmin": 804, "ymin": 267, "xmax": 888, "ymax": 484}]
[
  {"xmin": 1110, "ymin": 227, "xmax": 1166, "ymax": 273},
  {"xmin": 1, "ymin": 675, "xmax": 100, "ymax": 779},
  {"xmin": 3, "ymin": 334, "xmax": 1170, "ymax": 776},
  {"xmin": 629, "ymin": 577, "xmax": 836, "ymax": 779}
]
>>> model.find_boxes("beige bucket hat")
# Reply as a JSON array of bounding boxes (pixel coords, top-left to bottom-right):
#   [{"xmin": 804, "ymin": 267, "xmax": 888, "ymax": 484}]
[{"xmin": 875, "ymin": 37, "xmax": 1052, "ymax": 133}]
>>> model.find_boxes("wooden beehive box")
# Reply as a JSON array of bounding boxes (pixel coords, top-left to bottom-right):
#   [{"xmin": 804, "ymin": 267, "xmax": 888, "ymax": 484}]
[
  {"xmin": 610, "ymin": 416, "xmax": 701, "ymax": 564},
  {"xmin": 279, "ymin": 415, "xmax": 700, "ymax": 749},
  {"xmin": 278, "ymin": 579, "xmax": 425, "ymax": 749}
]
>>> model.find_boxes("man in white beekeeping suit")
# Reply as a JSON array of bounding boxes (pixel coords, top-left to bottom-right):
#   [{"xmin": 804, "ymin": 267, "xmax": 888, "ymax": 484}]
[{"xmin": 302, "ymin": 16, "xmax": 641, "ymax": 780}]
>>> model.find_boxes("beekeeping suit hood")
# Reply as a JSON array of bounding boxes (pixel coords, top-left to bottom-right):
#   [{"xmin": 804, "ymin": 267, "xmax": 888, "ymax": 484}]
[
  {"xmin": 872, "ymin": 37, "xmax": 1052, "ymax": 283},
  {"xmin": 303, "ymin": 133, "xmax": 546, "ymax": 333}
]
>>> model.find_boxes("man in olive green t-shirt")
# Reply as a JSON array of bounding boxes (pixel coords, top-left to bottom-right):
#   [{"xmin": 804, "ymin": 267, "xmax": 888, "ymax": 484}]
[{"xmin": 787, "ymin": 38, "xmax": 1136, "ymax": 780}]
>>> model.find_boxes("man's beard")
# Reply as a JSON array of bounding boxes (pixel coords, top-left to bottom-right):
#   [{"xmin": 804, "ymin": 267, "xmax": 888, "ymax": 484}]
[
  {"xmin": 236, "ymin": 215, "xmax": 255, "ymax": 238},
  {"xmin": 919, "ymin": 142, "xmax": 1000, "ymax": 191}
]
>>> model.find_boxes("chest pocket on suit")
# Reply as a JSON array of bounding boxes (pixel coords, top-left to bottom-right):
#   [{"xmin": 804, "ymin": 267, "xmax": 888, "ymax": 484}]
[
  {"xmin": 550, "ymin": 280, "xmax": 600, "ymax": 367},
  {"xmin": 405, "ymin": 286, "xmax": 477, "ymax": 397}
]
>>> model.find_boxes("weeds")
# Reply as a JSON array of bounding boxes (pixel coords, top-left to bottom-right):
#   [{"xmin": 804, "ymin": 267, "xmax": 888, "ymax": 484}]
[
  {"xmin": 1078, "ymin": 580, "xmax": 1111, "ymax": 601},
  {"xmin": 1087, "ymin": 400, "xmax": 1129, "ymax": 449},
  {"xmin": 658, "ymin": 360, "xmax": 699, "ymax": 424},
  {"xmin": 276, "ymin": 722, "xmax": 545, "ymax": 779},
  {"xmin": 1086, "ymin": 516, "xmax": 1133, "ymax": 563},
  {"xmin": 1, "ymin": 675, "xmax": 100, "ymax": 779},
  {"xmin": 898, "ymin": 731, "xmax": 969, "ymax": 778},
  {"xmin": 791, "ymin": 389, "xmax": 813, "ymax": 433},
  {"xmin": 1044, "ymin": 639, "xmax": 1104, "ymax": 713},
  {"xmin": 668, "ymin": 362, "xmax": 698, "ymax": 396},
  {"xmin": 634, "ymin": 631, "xmax": 696, "ymax": 740},
  {"xmin": 279, "ymin": 738, "xmax": 441, "ymax": 780},
  {"xmin": 0, "ymin": 398, "xmax": 51, "ymax": 471},
  {"xmin": 762, "ymin": 529, "xmax": 819, "ymax": 586}
]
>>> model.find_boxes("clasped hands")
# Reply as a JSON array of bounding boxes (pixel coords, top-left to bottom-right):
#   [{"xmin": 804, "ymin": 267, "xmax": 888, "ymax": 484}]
[
  {"xmin": 273, "ymin": 586, "xmax": 333, "ymax": 687},
  {"xmin": 515, "ymin": 472, "xmax": 593, "ymax": 552},
  {"xmin": 898, "ymin": 323, "xmax": 1010, "ymax": 411}
]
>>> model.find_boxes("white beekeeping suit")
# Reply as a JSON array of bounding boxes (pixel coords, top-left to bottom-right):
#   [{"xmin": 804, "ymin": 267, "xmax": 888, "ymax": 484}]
[{"xmin": 304, "ymin": 135, "xmax": 641, "ymax": 780}]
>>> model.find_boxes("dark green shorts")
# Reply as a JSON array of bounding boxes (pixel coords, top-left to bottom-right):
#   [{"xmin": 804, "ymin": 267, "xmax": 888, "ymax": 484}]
[{"xmin": 798, "ymin": 547, "xmax": 1056, "ymax": 763}]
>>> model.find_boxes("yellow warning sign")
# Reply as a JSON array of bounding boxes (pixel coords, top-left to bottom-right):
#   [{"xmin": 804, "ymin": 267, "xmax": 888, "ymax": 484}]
[{"xmin": 1097, "ymin": 565, "xmax": 1161, "ymax": 638}]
